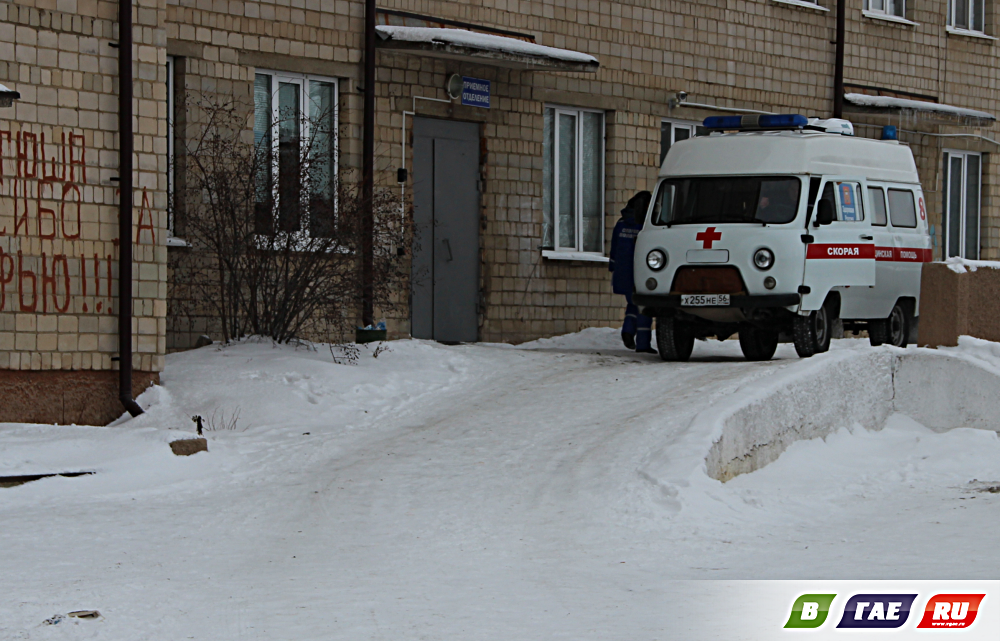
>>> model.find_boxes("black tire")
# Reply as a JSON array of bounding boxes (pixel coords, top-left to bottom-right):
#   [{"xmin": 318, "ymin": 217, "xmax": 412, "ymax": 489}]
[
  {"xmin": 792, "ymin": 304, "xmax": 832, "ymax": 358},
  {"xmin": 739, "ymin": 324, "xmax": 779, "ymax": 361},
  {"xmin": 869, "ymin": 303, "xmax": 908, "ymax": 348},
  {"xmin": 656, "ymin": 316, "xmax": 695, "ymax": 362}
]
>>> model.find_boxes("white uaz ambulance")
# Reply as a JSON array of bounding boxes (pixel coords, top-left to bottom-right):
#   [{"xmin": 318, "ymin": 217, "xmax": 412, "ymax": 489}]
[{"xmin": 631, "ymin": 114, "xmax": 931, "ymax": 361}]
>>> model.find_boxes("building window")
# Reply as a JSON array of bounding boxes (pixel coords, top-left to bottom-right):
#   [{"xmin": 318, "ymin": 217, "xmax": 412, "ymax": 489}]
[
  {"xmin": 943, "ymin": 151, "xmax": 982, "ymax": 259},
  {"xmin": 253, "ymin": 71, "xmax": 338, "ymax": 238},
  {"xmin": 948, "ymin": 0, "xmax": 986, "ymax": 32},
  {"xmin": 166, "ymin": 55, "xmax": 176, "ymax": 236},
  {"xmin": 863, "ymin": 0, "xmax": 906, "ymax": 18},
  {"xmin": 660, "ymin": 119, "xmax": 707, "ymax": 165},
  {"xmin": 542, "ymin": 106, "xmax": 605, "ymax": 253}
]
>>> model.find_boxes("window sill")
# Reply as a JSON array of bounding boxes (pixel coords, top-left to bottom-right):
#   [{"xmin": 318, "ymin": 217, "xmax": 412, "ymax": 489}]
[
  {"xmin": 861, "ymin": 10, "xmax": 918, "ymax": 26},
  {"xmin": 770, "ymin": 0, "xmax": 830, "ymax": 12},
  {"xmin": 946, "ymin": 26, "xmax": 996, "ymax": 40},
  {"xmin": 542, "ymin": 250, "xmax": 609, "ymax": 263},
  {"xmin": 166, "ymin": 236, "xmax": 191, "ymax": 248}
]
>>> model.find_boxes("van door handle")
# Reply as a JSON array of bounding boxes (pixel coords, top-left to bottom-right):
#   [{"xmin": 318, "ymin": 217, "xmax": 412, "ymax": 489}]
[
  {"xmin": 860, "ymin": 235, "xmax": 874, "ymax": 241},
  {"xmin": 442, "ymin": 238, "xmax": 453, "ymax": 262}
]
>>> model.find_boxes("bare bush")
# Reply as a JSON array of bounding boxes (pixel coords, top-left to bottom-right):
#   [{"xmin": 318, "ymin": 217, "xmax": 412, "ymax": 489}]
[{"xmin": 175, "ymin": 96, "xmax": 410, "ymax": 345}]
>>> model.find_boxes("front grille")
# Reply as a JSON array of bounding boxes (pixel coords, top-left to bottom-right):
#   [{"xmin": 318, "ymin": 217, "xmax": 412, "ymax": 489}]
[{"xmin": 671, "ymin": 266, "xmax": 747, "ymax": 295}]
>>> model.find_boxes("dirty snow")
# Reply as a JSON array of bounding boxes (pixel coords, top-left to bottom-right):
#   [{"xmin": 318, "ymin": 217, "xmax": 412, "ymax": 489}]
[
  {"xmin": 375, "ymin": 25, "xmax": 598, "ymax": 64},
  {"xmin": 2, "ymin": 331, "xmax": 999, "ymax": 640}
]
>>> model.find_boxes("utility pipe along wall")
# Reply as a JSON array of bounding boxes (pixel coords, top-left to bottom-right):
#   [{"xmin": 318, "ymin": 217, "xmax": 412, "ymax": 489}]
[{"xmin": 117, "ymin": 0, "xmax": 143, "ymax": 417}]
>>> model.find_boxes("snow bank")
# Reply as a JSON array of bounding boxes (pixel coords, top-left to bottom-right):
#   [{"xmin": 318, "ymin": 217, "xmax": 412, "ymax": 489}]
[
  {"xmin": 844, "ymin": 93, "xmax": 995, "ymax": 121},
  {"xmin": 702, "ymin": 347, "xmax": 1000, "ymax": 481}
]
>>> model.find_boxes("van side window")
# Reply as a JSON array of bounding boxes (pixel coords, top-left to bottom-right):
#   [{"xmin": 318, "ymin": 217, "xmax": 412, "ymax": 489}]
[
  {"xmin": 868, "ymin": 187, "xmax": 887, "ymax": 226},
  {"xmin": 835, "ymin": 182, "xmax": 864, "ymax": 222},
  {"xmin": 887, "ymin": 189, "xmax": 917, "ymax": 228},
  {"xmin": 819, "ymin": 182, "xmax": 836, "ymax": 215}
]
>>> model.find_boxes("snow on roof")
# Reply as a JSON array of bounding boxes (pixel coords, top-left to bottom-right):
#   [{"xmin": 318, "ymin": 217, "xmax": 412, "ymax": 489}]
[
  {"xmin": 375, "ymin": 25, "xmax": 598, "ymax": 68},
  {"xmin": 845, "ymin": 93, "xmax": 995, "ymax": 121}
]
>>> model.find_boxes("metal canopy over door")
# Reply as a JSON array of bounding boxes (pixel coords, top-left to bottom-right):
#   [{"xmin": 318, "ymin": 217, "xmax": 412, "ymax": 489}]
[
  {"xmin": 801, "ymin": 177, "xmax": 876, "ymax": 312},
  {"xmin": 411, "ymin": 118, "xmax": 480, "ymax": 342}
]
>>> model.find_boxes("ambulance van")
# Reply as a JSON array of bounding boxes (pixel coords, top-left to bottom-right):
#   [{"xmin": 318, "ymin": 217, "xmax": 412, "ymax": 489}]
[{"xmin": 631, "ymin": 114, "xmax": 931, "ymax": 361}]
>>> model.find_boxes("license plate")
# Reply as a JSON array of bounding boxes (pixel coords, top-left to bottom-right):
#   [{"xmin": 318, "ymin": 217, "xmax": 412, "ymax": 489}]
[{"xmin": 681, "ymin": 294, "xmax": 730, "ymax": 306}]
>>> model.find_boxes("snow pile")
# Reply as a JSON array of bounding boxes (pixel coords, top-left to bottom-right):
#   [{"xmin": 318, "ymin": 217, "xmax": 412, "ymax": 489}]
[
  {"xmin": 944, "ymin": 255, "xmax": 1000, "ymax": 273},
  {"xmin": 845, "ymin": 93, "xmax": 995, "ymax": 121},
  {"xmin": 375, "ymin": 26, "xmax": 598, "ymax": 64},
  {"xmin": 3, "ymin": 331, "xmax": 1000, "ymax": 639}
]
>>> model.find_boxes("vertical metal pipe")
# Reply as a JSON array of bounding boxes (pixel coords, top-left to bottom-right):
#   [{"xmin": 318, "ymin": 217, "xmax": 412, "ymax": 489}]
[
  {"xmin": 833, "ymin": 0, "xmax": 846, "ymax": 118},
  {"xmin": 361, "ymin": 0, "xmax": 376, "ymax": 327},
  {"xmin": 118, "ymin": 0, "xmax": 143, "ymax": 416}
]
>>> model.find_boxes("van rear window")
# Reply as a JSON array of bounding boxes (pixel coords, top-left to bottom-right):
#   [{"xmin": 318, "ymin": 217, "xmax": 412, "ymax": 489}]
[
  {"xmin": 887, "ymin": 189, "xmax": 917, "ymax": 228},
  {"xmin": 651, "ymin": 177, "xmax": 801, "ymax": 225}
]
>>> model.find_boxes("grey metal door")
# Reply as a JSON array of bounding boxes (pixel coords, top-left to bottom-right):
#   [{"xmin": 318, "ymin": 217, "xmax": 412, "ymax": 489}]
[{"xmin": 411, "ymin": 118, "xmax": 480, "ymax": 342}]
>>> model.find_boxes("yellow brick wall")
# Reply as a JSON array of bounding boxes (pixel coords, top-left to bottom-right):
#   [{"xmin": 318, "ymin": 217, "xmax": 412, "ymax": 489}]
[
  {"xmin": 156, "ymin": 0, "xmax": 1000, "ymax": 345},
  {"xmin": 0, "ymin": 0, "xmax": 168, "ymax": 372}
]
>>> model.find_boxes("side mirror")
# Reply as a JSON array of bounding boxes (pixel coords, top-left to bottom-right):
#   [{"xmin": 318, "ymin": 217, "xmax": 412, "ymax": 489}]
[{"xmin": 815, "ymin": 200, "xmax": 835, "ymax": 226}]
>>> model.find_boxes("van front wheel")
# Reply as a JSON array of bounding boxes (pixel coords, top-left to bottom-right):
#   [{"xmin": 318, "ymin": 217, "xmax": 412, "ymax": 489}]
[
  {"xmin": 656, "ymin": 316, "xmax": 695, "ymax": 362},
  {"xmin": 739, "ymin": 324, "xmax": 779, "ymax": 361},
  {"xmin": 793, "ymin": 306, "xmax": 832, "ymax": 358}
]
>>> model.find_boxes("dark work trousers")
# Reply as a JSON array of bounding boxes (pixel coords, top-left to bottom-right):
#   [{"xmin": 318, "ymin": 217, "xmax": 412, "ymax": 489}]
[{"xmin": 623, "ymin": 291, "xmax": 653, "ymax": 351}]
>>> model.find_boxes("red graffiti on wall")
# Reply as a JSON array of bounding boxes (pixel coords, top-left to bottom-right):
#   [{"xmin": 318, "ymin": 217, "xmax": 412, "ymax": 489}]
[
  {"xmin": 0, "ymin": 130, "xmax": 86, "ymax": 239},
  {"xmin": 0, "ymin": 127, "xmax": 156, "ymax": 314}
]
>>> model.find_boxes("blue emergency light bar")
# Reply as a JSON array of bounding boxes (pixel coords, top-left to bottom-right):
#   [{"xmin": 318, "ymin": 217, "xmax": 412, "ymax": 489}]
[{"xmin": 702, "ymin": 114, "xmax": 809, "ymax": 131}]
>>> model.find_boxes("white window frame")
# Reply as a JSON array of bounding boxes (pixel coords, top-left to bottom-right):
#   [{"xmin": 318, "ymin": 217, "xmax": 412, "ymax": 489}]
[
  {"xmin": 544, "ymin": 104, "xmax": 606, "ymax": 255},
  {"xmin": 660, "ymin": 118, "xmax": 702, "ymax": 165},
  {"xmin": 254, "ymin": 69, "xmax": 340, "ymax": 243},
  {"xmin": 862, "ymin": 0, "xmax": 907, "ymax": 20},
  {"xmin": 947, "ymin": 0, "xmax": 986, "ymax": 34},
  {"xmin": 943, "ymin": 150, "xmax": 982, "ymax": 260}
]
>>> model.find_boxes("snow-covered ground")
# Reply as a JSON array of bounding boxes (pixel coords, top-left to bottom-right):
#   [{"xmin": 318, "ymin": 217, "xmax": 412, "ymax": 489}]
[{"xmin": 2, "ymin": 331, "xmax": 999, "ymax": 640}]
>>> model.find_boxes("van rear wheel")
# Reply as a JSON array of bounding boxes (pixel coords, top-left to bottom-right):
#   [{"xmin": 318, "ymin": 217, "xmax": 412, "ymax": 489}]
[
  {"xmin": 739, "ymin": 324, "xmax": 778, "ymax": 361},
  {"xmin": 656, "ymin": 316, "xmax": 694, "ymax": 362},
  {"xmin": 793, "ymin": 305, "xmax": 832, "ymax": 358},
  {"xmin": 869, "ymin": 303, "xmax": 908, "ymax": 347}
]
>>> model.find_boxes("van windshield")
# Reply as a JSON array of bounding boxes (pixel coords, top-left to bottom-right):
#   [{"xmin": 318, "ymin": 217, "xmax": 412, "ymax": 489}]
[{"xmin": 651, "ymin": 176, "xmax": 802, "ymax": 225}]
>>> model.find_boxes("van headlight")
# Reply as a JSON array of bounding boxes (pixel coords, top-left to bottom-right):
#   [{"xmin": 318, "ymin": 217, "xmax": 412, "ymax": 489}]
[
  {"xmin": 646, "ymin": 249, "xmax": 667, "ymax": 271},
  {"xmin": 753, "ymin": 248, "xmax": 774, "ymax": 270}
]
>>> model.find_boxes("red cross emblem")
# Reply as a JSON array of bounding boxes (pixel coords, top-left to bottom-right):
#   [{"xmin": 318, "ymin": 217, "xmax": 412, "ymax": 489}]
[{"xmin": 696, "ymin": 227, "xmax": 722, "ymax": 249}]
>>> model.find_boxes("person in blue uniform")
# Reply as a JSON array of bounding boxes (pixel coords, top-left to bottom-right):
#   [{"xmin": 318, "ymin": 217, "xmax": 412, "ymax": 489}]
[{"xmin": 609, "ymin": 191, "xmax": 654, "ymax": 353}]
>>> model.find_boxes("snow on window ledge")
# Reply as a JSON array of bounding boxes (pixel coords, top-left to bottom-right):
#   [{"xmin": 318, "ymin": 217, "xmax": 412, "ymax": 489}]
[
  {"xmin": 542, "ymin": 250, "xmax": 609, "ymax": 263},
  {"xmin": 166, "ymin": 236, "xmax": 191, "ymax": 248},
  {"xmin": 945, "ymin": 26, "xmax": 996, "ymax": 41},
  {"xmin": 769, "ymin": 0, "xmax": 830, "ymax": 12},
  {"xmin": 861, "ymin": 10, "xmax": 918, "ymax": 26}
]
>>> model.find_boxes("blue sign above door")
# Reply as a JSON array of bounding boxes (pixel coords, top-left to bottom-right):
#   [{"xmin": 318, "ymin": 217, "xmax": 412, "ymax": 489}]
[{"xmin": 461, "ymin": 77, "xmax": 490, "ymax": 108}]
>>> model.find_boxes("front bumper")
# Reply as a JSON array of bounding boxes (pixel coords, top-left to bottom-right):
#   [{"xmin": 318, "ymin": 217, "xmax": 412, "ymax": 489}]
[{"xmin": 632, "ymin": 293, "xmax": 801, "ymax": 313}]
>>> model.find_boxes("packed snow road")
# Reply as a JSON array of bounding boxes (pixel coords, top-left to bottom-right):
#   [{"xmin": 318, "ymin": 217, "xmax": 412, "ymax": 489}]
[{"xmin": 2, "ymin": 330, "xmax": 999, "ymax": 640}]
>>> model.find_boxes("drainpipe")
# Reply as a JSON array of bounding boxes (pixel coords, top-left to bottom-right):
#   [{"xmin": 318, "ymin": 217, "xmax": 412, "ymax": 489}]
[
  {"xmin": 117, "ymin": 0, "xmax": 143, "ymax": 417},
  {"xmin": 360, "ymin": 0, "xmax": 376, "ymax": 327},
  {"xmin": 833, "ymin": 0, "xmax": 846, "ymax": 118}
]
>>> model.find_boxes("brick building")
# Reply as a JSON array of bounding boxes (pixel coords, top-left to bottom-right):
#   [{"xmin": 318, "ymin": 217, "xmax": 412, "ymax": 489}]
[{"xmin": 2, "ymin": 0, "xmax": 999, "ymax": 423}]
